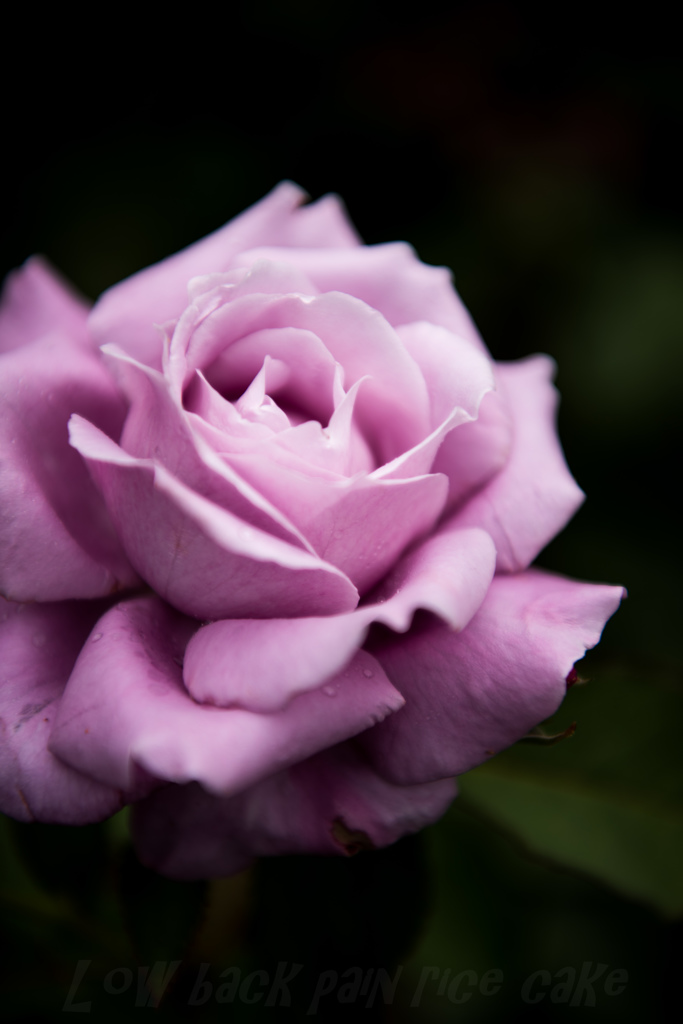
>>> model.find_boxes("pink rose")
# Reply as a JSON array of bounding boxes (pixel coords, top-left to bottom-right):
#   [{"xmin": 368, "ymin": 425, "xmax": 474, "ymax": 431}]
[{"xmin": 0, "ymin": 182, "xmax": 623, "ymax": 877}]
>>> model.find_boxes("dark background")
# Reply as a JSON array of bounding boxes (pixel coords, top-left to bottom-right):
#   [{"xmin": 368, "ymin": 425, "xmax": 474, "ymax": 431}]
[{"xmin": 1, "ymin": 2, "xmax": 681, "ymax": 1020}]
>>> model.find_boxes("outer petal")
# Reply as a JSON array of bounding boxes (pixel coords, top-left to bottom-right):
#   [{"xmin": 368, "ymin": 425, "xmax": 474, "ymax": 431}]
[
  {"xmin": 360, "ymin": 570, "xmax": 625, "ymax": 785},
  {"xmin": 50, "ymin": 597, "xmax": 404, "ymax": 799},
  {"xmin": 0, "ymin": 597, "xmax": 123, "ymax": 823},
  {"xmin": 89, "ymin": 183, "xmax": 359, "ymax": 369},
  {"xmin": 183, "ymin": 526, "xmax": 495, "ymax": 711},
  {"xmin": 229, "ymin": 242, "xmax": 488, "ymax": 353},
  {"xmin": 432, "ymin": 387, "xmax": 513, "ymax": 510},
  {"xmin": 395, "ymin": 321, "xmax": 494, "ymax": 430},
  {"xmin": 0, "ymin": 256, "xmax": 89, "ymax": 354},
  {"xmin": 363, "ymin": 321, "xmax": 496, "ymax": 484},
  {"xmin": 69, "ymin": 416, "xmax": 359, "ymax": 619},
  {"xmin": 131, "ymin": 744, "xmax": 457, "ymax": 879},
  {"xmin": 451, "ymin": 356, "xmax": 585, "ymax": 571},
  {"xmin": 0, "ymin": 333, "xmax": 139, "ymax": 602}
]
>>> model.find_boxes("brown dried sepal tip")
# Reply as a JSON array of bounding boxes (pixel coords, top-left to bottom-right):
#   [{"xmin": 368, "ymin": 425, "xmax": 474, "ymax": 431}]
[
  {"xmin": 331, "ymin": 818, "xmax": 375, "ymax": 856},
  {"xmin": 520, "ymin": 721, "xmax": 577, "ymax": 745}
]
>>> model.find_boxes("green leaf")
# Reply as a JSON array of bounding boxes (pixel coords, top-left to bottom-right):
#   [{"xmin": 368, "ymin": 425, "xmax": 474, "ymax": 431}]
[
  {"xmin": 459, "ymin": 770, "xmax": 683, "ymax": 916},
  {"xmin": 457, "ymin": 661, "xmax": 683, "ymax": 917}
]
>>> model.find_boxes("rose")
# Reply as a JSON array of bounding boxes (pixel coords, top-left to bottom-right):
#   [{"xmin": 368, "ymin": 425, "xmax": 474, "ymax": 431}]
[{"xmin": 0, "ymin": 182, "xmax": 623, "ymax": 878}]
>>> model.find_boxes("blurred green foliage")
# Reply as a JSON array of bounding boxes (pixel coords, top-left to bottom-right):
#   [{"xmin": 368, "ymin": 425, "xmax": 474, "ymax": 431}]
[{"xmin": 1, "ymin": 0, "xmax": 681, "ymax": 1020}]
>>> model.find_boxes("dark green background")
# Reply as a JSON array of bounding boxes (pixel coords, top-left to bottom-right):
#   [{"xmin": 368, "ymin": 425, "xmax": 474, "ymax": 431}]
[{"xmin": 1, "ymin": 2, "xmax": 681, "ymax": 1019}]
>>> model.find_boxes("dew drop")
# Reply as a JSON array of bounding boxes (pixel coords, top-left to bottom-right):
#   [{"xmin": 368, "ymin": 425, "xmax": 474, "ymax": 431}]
[
  {"xmin": 90, "ymin": 633, "xmax": 103, "ymax": 643},
  {"xmin": 322, "ymin": 684, "xmax": 337, "ymax": 697},
  {"xmin": 362, "ymin": 668, "xmax": 374, "ymax": 678}
]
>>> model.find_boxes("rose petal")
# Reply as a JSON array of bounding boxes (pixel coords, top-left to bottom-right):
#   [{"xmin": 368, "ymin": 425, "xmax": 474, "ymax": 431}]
[
  {"xmin": 0, "ymin": 597, "xmax": 122, "ymax": 823},
  {"xmin": 0, "ymin": 333, "xmax": 139, "ymax": 602},
  {"xmin": 364, "ymin": 322, "xmax": 496, "ymax": 483},
  {"xmin": 360, "ymin": 569, "xmax": 625, "ymax": 784},
  {"xmin": 69, "ymin": 416, "xmax": 359, "ymax": 619},
  {"xmin": 131, "ymin": 744, "xmax": 456, "ymax": 879},
  {"xmin": 188, "ymin": 257, "xmax": 319, "ymax": 307},
  {"xmin": 185, "ymin": 369, "xmax": 285, "ymax": 441},
  {"xmin": 432, "ymin": 386, "xmax": 513, "ymax": 510},
  {"xmin": 451, "ymin": 356, "xmax": 585, "ymax": 570},
  {"xmin": 183, "ymin": 614, "xmax": 370, "ymax": 712},
  {"xmin": 184, "ymin": 324, "xmax": 340, "ymax": 427},
  {"xmin": 220, "ymin": 452, "xmax": 449, "ymax": 594},
  {"xmin": 396, "ymin": 321, "xmax": 495, "ymax": 428},
  {"xmin": 366, "ymin": 523, "xmax": 496, "ymax": 633},
  {"xmin": 50, "ymin": 596, "xmax": 404, "ymax": 798},
  {"xmin": 104, "ymin": 346, "xmax": 316, "ymax": 551},
  {"xmin": 89, "ymin": 183, "xmax": 359, "ymax": 369},
  {"xmin": 0, "ymin": 256, "xmax": 89, "ymax": 354},
  {"xmin": 183, "ymin": 525, "xmax": 495, "ymax": 711},
  {"xmin": 172, "ymin": 289, "xmax": 432, "ymax": 462},
  {"xmin": 230, "ymin": 242, "xmax": 488, "ymax": 353}
]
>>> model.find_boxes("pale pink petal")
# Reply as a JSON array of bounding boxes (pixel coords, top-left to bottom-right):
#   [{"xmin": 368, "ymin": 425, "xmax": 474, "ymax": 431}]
[
  {"xmin": 396, "ymin": 321, "xmax": 495, "ymax": 429},
  {"xmin": 0, "ymin": 597, "xmax": 123, "ymax": 823},
  {"xmin": 230, "ymin": 242, "xmax": 488, "ymax": 352},
  {"xmin": 432, "ymin": 387, "xmax": 513, "ymax": 510},
  {"xmin": 173, "ymin": 290, "xmax": 432, "ymax": 462},
  {"xmin": 184, "ymin": 370, "xmax": 282, "ymax": 441},
  {"xmin": 0, "ymin": 334, "xmax": 139, "ymax": 602},
  {"xmin": 221, "ymin": 451, "xmax": 448, "ymax": 594},
  {"xmin": 69, "ymin": 417, "xmax": 359, "ymax": 619},
  {"xmin": 0, "ymin": 256, "xmax": 89, "ymax": 354},
  {"xmin": 365, "ymin": 322, "xmax": 496, "ymax": 483},
  {"xmin": 187, "ymin": 258, "xmax": 319, "ymax": 306},
  {"xmin": 104, "ymin": 346, "xmax": 315, "ymax": 551},
  {"xmin": 278, "ymin": 192, "xmax": 361, "ymax": 248},
  {"xmin": 361, "ymin": 570, "xmax": 625, "ymax": 785},
  {"xmin": 243, "ymin": 376, "xmax": 374, "ymax": 476},
  {"xmin": 183, "ymin": 614, "xmax": 370, "ymax": 712},
  {"xmin": 131, "ymin": 745, "xmax": 456, "ymax": 879},
  {"xmin": 365, "ymin": 524, "xmax": 496, "ymax": 633},
  {"xmin": 89, "ymin": 183, "xmax": 358, "ymax": 369},
  {"xmin": 186, "ymin": 325, "xmax": 340, "ymax": 428},
  {"xmin": 50, "ymin": 597, "xmax": 404, "ymax": 798},
  {"xmin": 451, "ymin": 356, "xmax": 585, "ymax": 570},
  {"xmin": 183, "ymin": 526, "xmax": 495, "ymax": 711}
]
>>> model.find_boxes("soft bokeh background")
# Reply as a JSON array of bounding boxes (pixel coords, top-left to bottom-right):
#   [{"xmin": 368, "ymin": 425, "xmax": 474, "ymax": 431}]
[{"xmin": 1, "ymin": 2, "xmax": 681, "ymax": 1019}]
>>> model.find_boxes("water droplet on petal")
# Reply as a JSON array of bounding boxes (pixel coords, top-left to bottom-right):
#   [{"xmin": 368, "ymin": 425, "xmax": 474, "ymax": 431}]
[
  {"xmin": 363, "ymin": 668, "xmax": 374, "ymax": 678},
  {"xmin": 322, "ymin": 684, "xmax": 337, "ymax": 697},
  {"xmin": 90, "ymin": 633, "xmax": 103, "ymax": 643}
]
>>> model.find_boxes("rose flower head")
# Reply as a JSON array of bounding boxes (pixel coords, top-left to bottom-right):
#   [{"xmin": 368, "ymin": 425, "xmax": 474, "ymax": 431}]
[{"xmin": 0, "ymin": 183, "xmax": 623, "ymax": 877}]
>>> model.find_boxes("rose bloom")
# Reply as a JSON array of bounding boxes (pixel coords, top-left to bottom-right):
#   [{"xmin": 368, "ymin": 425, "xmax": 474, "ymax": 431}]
[{"xmin": 0, "ymin": 183, "xmax": 622, "ymax": 877}]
